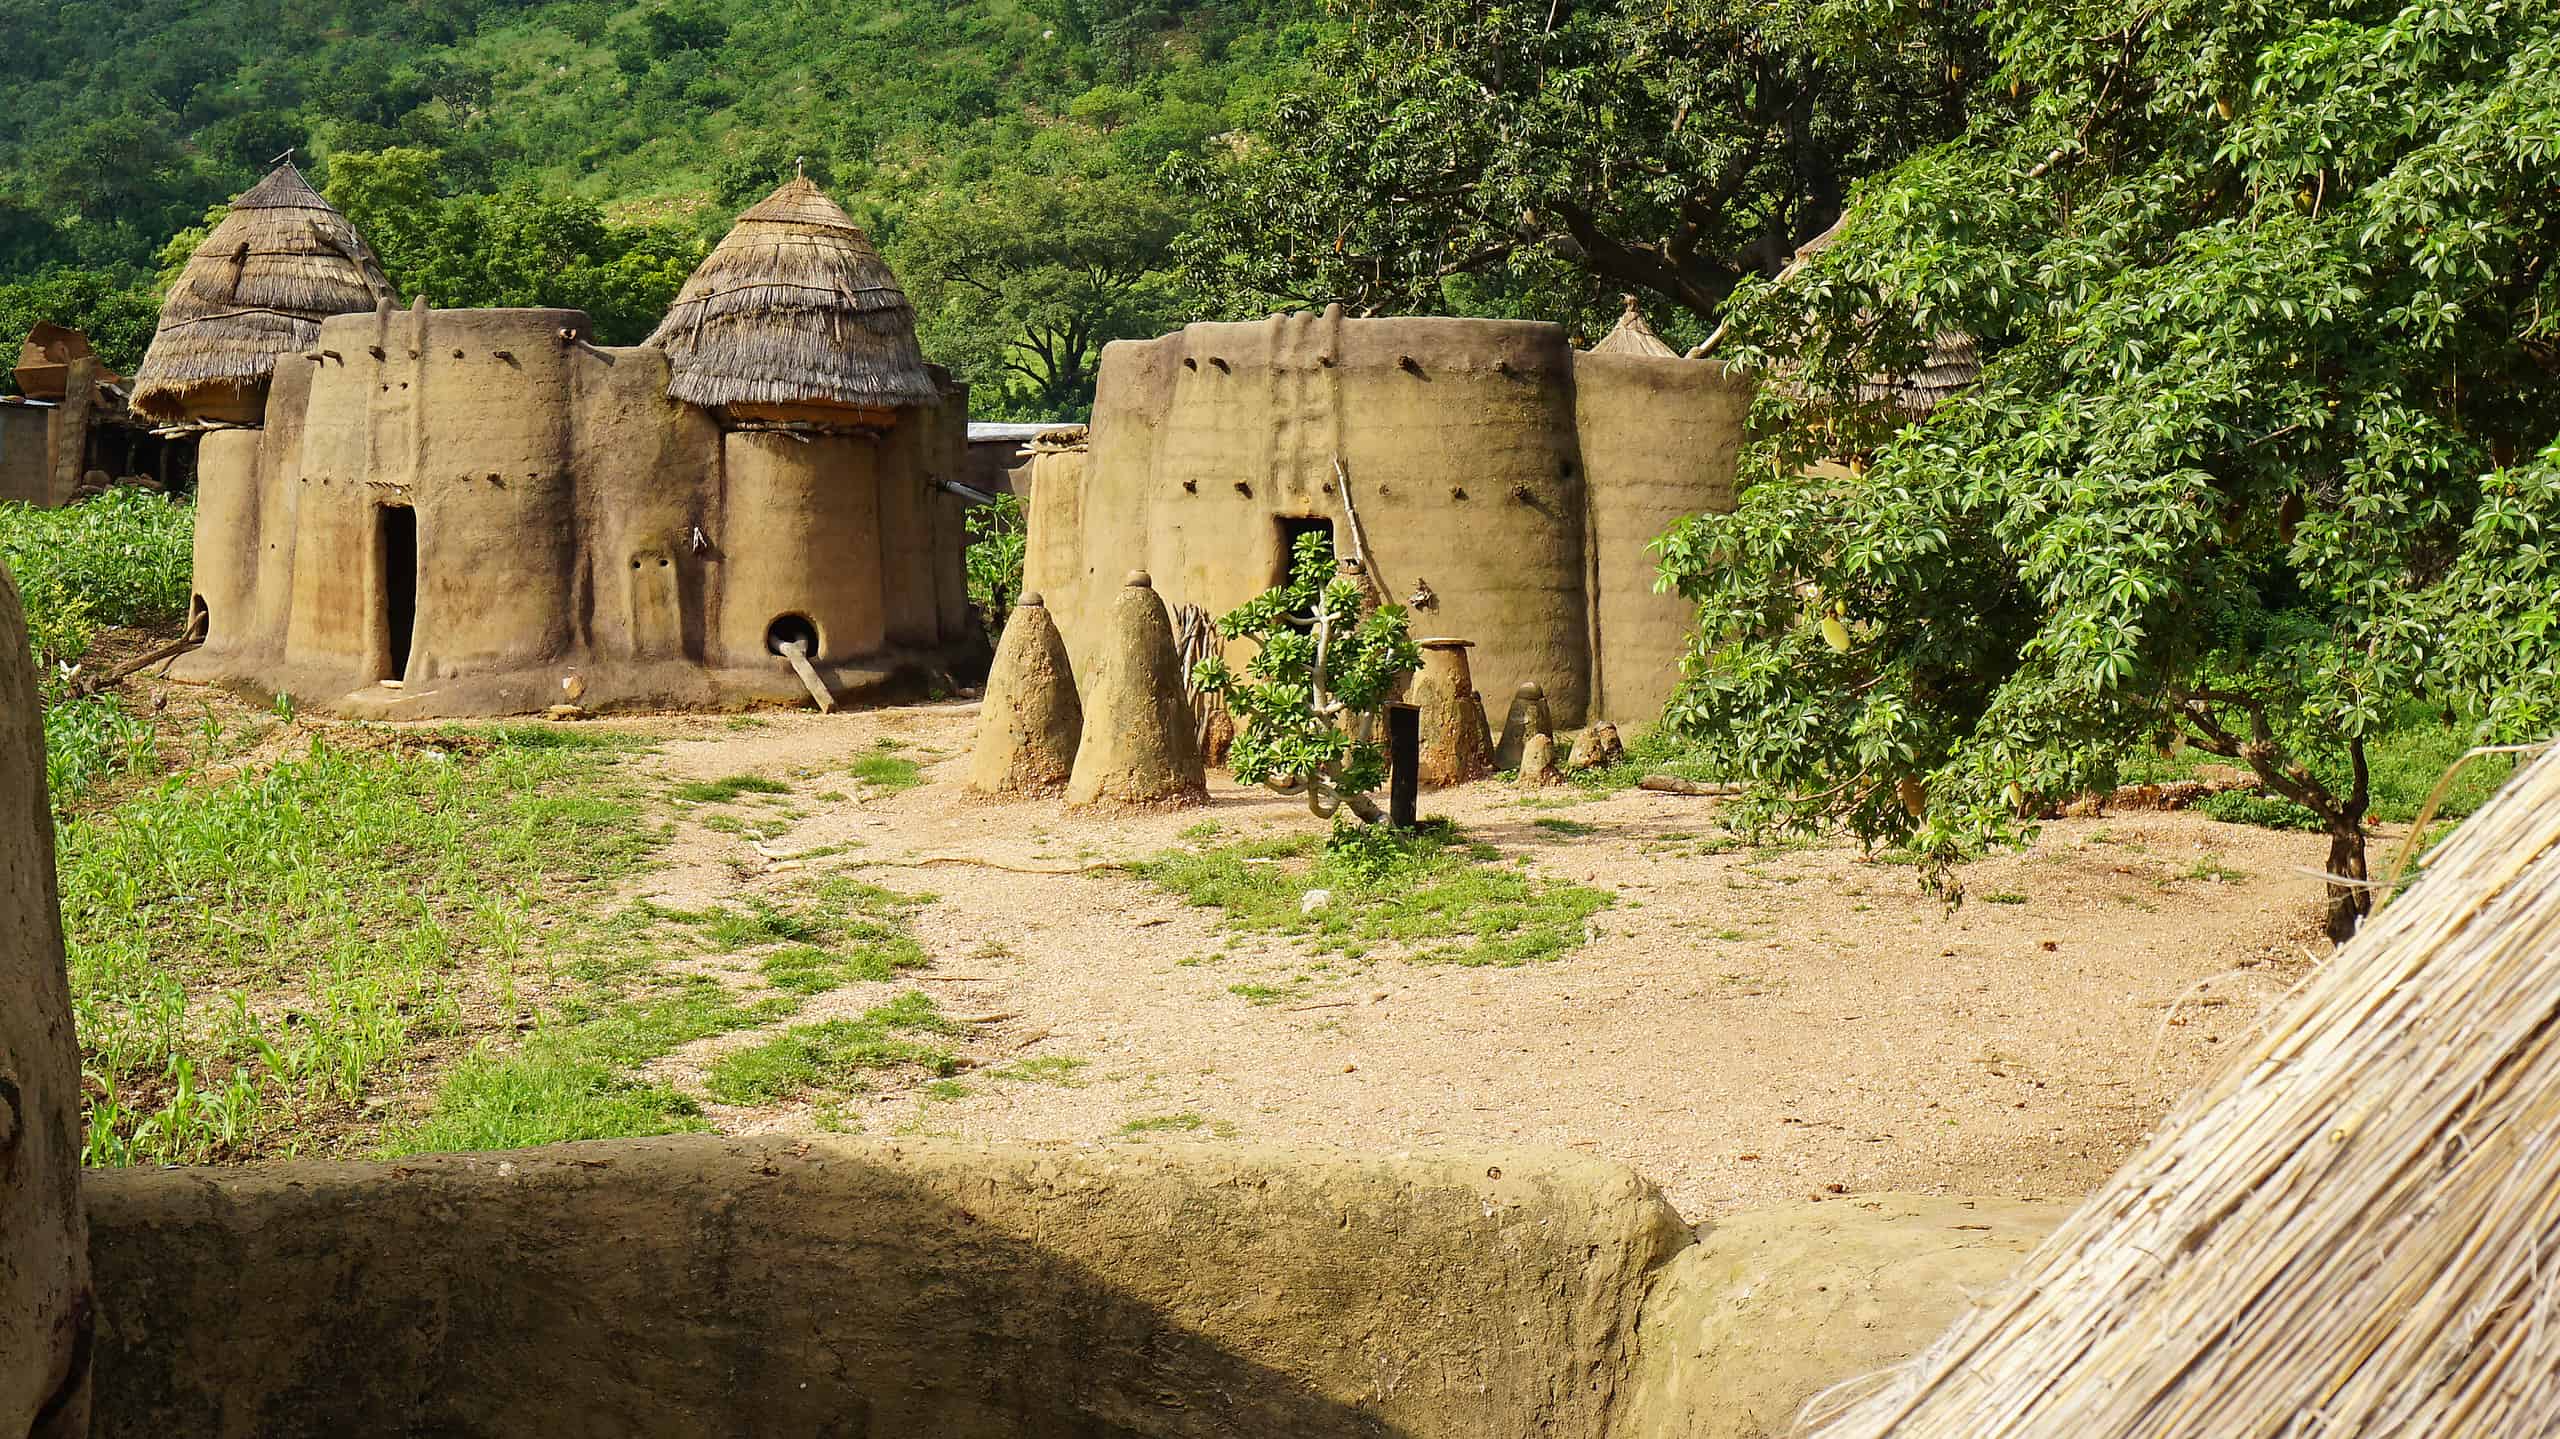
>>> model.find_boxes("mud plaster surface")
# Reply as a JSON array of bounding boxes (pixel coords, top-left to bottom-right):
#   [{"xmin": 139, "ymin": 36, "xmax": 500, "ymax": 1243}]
[{"xmin": 581, "ymin": 704, "xmax": 2327, "ymax": 1220}]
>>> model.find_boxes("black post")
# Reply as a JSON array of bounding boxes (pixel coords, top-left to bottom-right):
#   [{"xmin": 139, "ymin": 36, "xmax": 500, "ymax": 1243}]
[{"xmin": 1386, "ymin": 702, "xmax": 1420, "ymax": 829}]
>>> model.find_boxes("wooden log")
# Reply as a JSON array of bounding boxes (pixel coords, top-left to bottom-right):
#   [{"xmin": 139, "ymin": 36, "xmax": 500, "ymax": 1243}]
[{"xmin": 1637, "ymin": 774, "xmax": 1741, "ymax": 797}]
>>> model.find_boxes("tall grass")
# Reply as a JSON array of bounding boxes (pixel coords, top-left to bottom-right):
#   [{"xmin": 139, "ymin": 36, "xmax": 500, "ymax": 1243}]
[
  {"xmin": 63, "ymin": 728, "xmax": 659, "ymax": 1165},
  {"xmin": 0, "ymin": 489, "xmax": 193, "ymax": 669}
]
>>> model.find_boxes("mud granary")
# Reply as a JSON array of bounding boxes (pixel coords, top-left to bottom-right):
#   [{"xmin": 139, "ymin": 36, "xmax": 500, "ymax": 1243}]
[
  {"xmin": 1, "ymin": 326, "xmax": 193, "ymax": 507},
  {"xmin": 136, "ymin": 166, "xmax": 975, "ymax": 717},
  {"xmin": 1022, "ymin": 303, "xmax": 1752, "ymax": 729}
]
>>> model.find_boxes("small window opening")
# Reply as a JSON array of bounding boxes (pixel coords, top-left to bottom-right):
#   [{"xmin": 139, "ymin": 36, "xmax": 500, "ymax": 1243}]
[
  {"xmin": 379, "ymin": 506, "xmax": 417, "ymax": 682},
  {"xmin": 766, "ymin": 613, "xmax": 821, "ymax": 658}
]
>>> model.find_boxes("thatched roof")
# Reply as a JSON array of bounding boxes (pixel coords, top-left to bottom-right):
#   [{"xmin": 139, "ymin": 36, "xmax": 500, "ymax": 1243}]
[
  {"xmin": 646, "ymin": 177, "xmax": 940, "ymax": 414},
  {"xmin": 1805, "ymin": 739, "xmax": 2560, "ymax": 1437},
  {"xmin": 1589, "ymin": 296, "xmax": 1678, "ymax": 358},
  {"xmin": 130, "ymin": 162, "xmax": 394, "ymax": 421},
  {"xmin": 1852, "ymin": 330, "xmax": 1980, "ymax": 415}
]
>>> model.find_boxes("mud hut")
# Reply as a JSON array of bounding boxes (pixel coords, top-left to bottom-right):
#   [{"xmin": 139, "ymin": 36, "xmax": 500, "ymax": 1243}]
[
  {"xmin": 164, "ymin": 177, "xmax": 975, "ymax": 718},
  {"xmin": 648, "ymin": 176, "xmax": 941, "ymax": 424},
  {"xmin": 130, "ymin": 162, "xmax": 392, "ymax": 425},
  {"xmin": 1587, "ymin": 296, "xmax": 1678, "ymax": 358},
  {"xmin": 1021, "ymin": 308, "xmax": 1750, "ymax": 728}
]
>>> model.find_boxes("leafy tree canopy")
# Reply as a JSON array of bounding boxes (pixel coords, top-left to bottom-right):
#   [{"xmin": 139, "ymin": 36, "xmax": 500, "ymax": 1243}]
[
  {"xmin": 1660, "ymin": 0, "xmax": 2560, "ymax": 934},
  {"xmin": 1176, "ymin": 0, "xmax": 1981, "ymax": 340}
]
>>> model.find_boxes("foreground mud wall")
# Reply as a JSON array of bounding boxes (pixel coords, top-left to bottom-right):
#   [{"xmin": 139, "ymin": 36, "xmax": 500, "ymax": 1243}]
[
  {"xmin": 1613, "ymin": 1194, "xmax": 2068, "ymax": 1439},
  {"xmin": 86, "ymin": 1136, "xmax": 1687, "ymax": 1439},
  {"xmin": 1029, "ymin": 313, "xmax": 1748, "ymax": 728},
  {"xmin": 0, "ymin": 562, "xmax": 90, "ymax": 1438},
  {"xmin": 174, "ymin": 306, "xmax": 975, "ymax": 717}
]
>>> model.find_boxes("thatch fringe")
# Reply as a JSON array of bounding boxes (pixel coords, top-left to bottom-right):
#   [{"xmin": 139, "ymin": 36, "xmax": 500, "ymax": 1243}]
[
  {"xmin": 1590, "ymin": 295, "xmax": 1678, "ymax": 358},
  {"xmin": 1800, "ymin": 739, "xmax": 2560, "ymax": 1438},
  {"xmin": 647, "ymin": 177, "xmax": 940, "ymax": 412},
  {"xmin": 130, "ymin": 163, "xmax": 393, "ymax": 421}
]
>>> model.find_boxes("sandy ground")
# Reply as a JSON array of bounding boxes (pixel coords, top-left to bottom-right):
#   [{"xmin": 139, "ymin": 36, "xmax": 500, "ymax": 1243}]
[{"xmin": 589, "ymin": 703, "xmax": 2333, "ymax": 1221}]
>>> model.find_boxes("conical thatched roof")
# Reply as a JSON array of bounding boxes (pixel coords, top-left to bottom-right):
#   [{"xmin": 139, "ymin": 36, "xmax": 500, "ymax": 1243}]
[
  {"xmin": 1804, "ymin": 739, "xmax": 2560, "ymax": 1438},
  {"xmin": 646, "ymin": 177, "xmax": 940, "ymax": 414},
  {"xmin": 1589, "ymin": 295, "xmax": 1677, "ymax": 358},
  {"xmin": 130, "ymin": 162, "xmax": 394, "ymax": 421}
]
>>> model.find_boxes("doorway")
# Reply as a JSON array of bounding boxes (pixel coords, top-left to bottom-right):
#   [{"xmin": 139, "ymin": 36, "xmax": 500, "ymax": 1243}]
[{"xmin": 379, "ymin": 506, "xmax": 417, "ymax": 682}]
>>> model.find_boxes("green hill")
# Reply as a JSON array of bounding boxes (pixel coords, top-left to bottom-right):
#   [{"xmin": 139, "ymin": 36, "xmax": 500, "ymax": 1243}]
[{"xmin": 0, "ymin": 0, "xmax": 1322, "ymax": 416}]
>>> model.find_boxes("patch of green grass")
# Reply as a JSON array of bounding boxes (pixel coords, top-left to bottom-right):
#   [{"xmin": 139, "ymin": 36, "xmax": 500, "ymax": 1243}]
[
  {"xmin": 390, "ymin": 978, "xmax": 792, "ymax": 1154},
  {"xmin": 1567, "ymin": 723, "xmax": 1727, "ymax": 792},
  {"xmin": 1137, "ymin": 822, "xmax": 1611, "ymax": 967},
  {"xmin": 1118, "ymin": 1111, "xmax": 1207, "ymax": 1134},
  {"xmin": 0, "ymin": 490, "xmax": 194, "ymax": 672},
  {"xmin": 67, "ymin": 729, "xmax": 661, "ymax": 1166},
  {"xmin": 702, "ymin": 992, "xmax": 960, "ymax": 1104},
  {"xmin": 1532, "ymin": 817, "xmax": 1599, "ymax": 837},
  {"xmin": 988, "ymin": 1054, "xmax": 1088, "ymax": 1085},
  {"xmin": 756, "ymin": 929, "xmax": 929, "ymax": 993},
  {"xmin": 849, "ymin": 747, "xmax": 924, "ymax": 791},
  {"xmin": 1982, "ymin": 891, "xmax": 2030, "ymax": 905},
  {"xmin": 2180, "ymin": 856, "xmax": 2248, "ymax": 884},
  {"xmin": 1228, "ymin": 981, "xmax": 1309, "ymax": 1005},
  {"xmin": 673, "ymin": 773, "xmax": 790, "ymax": 803}
]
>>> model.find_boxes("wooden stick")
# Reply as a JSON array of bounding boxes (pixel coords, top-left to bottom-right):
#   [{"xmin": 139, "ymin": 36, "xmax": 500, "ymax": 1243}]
[
  {"xmin": 777, "ymin": 639, "xmax": 835, "ymax": 713},
  {"xmin": 1638, "ymin": 774, "xmax": 1741, "ymax": 796}
]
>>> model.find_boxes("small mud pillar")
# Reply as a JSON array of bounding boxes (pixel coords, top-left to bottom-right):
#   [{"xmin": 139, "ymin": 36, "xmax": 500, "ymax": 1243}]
[
  {"xmin": 1065, "ymin": 573, "xmax": 1207, "ymax": 808},
  {"xmin": 0, "ymin": 563, "xmax": 91, "ymax": 1437},
  {"xmin": 1494, "ymin": 682, "xmax": 1554, "ymax": 773},
  {"xmin": 968, "ymin": 593, "xmax": 1082, "ymax": 796},
  {"xmin": 1410, "ymin": 638, "xmax": 1495, "ymax": 789}
]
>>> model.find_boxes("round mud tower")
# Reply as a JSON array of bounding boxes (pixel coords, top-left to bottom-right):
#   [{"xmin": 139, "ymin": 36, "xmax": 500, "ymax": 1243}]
[
  {"xmin": 968, "ymin": 594, "xmax": 1082, "ymax": 796},
  {"xmin": 1411, "ymin": 638, "xmax": 1495, "ymax": 789},
  {"xmin": 0, "ymin": 563, "xmax": 91, "ymax": 1438},
  {"xmin": 1065, "ymin": 574, "xmax": 1207, "ymax": 808},
  {"xmin": 1494, "ymin": 682, "xmax": 1553, "ymax": 773}
]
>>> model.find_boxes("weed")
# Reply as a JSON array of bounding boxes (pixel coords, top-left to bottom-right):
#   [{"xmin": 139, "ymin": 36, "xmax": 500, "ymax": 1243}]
[
  {"xmin": 988, "ymin": 1055, "xmax": 1088, "ymax": 1086},
  {"xmin": 1228, "ymin": 981, "xmax": 1309, "ymax": 1004},
  {"xmin": 849, "ymin": 750, "xmax": 924, "ymax": 791},
  {"xmin": 673, "ymin": 773, "xmax": 789, "ymax": 803},
  {"xmin": 1532, "ymin": 817, "xmax": 1598, "ymax": 837},
  {"xmin": 1138, "ymin": 822, "xmax": 1611, "ymax": 967},
  {"xmin": 1118, "ymin": 1112, "xmax": 1206, "ymax": 1134},
  {"xmin": 2180, "ymin": 856, "xmax": 2247, "ymax": 884},
  {"xmin": 1983, "ymin": 891, "xmax": 2030, "ymax": 905}
]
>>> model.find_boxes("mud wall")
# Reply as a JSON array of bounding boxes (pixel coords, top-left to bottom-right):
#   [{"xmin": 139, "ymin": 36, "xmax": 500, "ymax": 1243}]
[
  {"xmin": 1570, "ymin": 353, "xmax": 1751, "ymax": 721},
  {"xmin": 85, "ymin": 1136, "xmax": 1685, "ymax": 1439},
  {"xmin": 1029, "ymin": 313, "xmax": 1747, "ymax": 728},
  {"xmin": 174, "ymin": 306, "xmax": 974, "ymax": 717},
  {"xmin": 0, "ymin": 403, "xmax": 51, "ymax": 504},
  {"xmin": 0, "ymin": 561, "xmax": 90, "ymax": 1438}
]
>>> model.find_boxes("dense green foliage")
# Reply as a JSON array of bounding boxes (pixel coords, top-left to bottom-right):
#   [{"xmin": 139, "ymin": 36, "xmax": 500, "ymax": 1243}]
[
  {"xmin": 1658, "ymin": 0, "xmax": 2560, "ymax": 932},
  {"xmin": 964, "ymin": 492, "xmax": 1028, "ymax": 634},
  {"xmin": 1192, "ymin": 529, "xmax": 1420, "ymax": 816},
  {"xmin": 0, "ymin": 0, "xmax": 1321, "ymax": 410},
  {"xmin": 1176, "ymin": 0, "xmax": 1982, "ymax": 341},
  {"xmin": 0, "ymin": 492, "xmax": 197, "ymax": 802}
]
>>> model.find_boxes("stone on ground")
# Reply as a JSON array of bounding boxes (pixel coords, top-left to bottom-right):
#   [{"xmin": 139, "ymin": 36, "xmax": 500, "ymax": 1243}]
[
  {"xmin": 1567, "ymin": 721, "xmax": 1625, "ymax": 771},
  {"xmin": 1517, "ymin": 732, "xmax": 1565, "ymax": 788}
]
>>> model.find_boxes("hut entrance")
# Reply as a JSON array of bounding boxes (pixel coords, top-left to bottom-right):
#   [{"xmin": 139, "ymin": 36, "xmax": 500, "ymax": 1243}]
[{"xmin": 378, "ymin": 505, "xmax": 418, "ymax": 682}]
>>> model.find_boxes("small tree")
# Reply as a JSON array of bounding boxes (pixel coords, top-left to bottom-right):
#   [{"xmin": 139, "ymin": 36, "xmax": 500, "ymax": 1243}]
[
  {"xmin": 964, "ymin": 493, "xmax": 1026, "ymax": 635},
  {"xmin": 1192, "ymin": 531, "xmax": 1420, "ymax": 821}
]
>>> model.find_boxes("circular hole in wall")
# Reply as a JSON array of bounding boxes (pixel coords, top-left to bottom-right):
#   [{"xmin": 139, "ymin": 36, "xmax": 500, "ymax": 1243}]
[{"xmin": 765, "ymin": 613, "xmax": 821, "ymax": 658}]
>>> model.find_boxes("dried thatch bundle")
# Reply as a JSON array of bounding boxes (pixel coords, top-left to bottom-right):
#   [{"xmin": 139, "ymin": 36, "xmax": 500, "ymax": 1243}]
[
  {"xmin": 1589, "ymin": 295, "xmax": 1678, "ymax": 358},
  {"xmin": 1801, "ymin": 739, "xmax": 2560, "ymax": 1439},
  {"xmin": 131, "ymin": 163, "xmax": 393, "ymax": 422},
  {"xmin": 647, "ymin": 177, "xmax": 940, "ymax": 417}
]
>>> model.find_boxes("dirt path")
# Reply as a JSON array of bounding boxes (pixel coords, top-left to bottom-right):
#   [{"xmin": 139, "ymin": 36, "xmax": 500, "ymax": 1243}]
[{"xmin": 585, "ymin": 704, "xmax": 2332, "ymax": 1219}]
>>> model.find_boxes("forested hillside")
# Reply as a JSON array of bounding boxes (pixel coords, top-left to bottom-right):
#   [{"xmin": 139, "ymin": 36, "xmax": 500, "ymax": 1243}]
[{"xmin": 0, "ymin": 0, "xmax": 1323, "ymax": 415}]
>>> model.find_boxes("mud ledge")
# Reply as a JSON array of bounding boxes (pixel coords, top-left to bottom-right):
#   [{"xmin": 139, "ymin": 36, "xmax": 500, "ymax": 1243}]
[{"xmin": 83, "ymin": 1136, "xmax": 2062, "ymax": 1438}]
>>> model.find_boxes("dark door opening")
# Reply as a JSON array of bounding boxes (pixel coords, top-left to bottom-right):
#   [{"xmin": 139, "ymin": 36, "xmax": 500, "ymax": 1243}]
[
  {"xmin": 1274, "ymin": 516, "xmax": 1335, "ymax": 628},
  {"xmin": 380, "ymin": 506, "xmax": 417, "ymax": 682}
]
